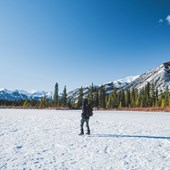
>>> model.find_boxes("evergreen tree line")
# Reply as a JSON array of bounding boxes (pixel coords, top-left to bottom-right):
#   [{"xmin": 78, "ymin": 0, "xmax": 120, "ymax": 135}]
[
  {"xmin": 0, "ymin": 98, "xmax": 53, "ymax": 109},
  {"xmin": 1, "ymin": 82, "xmax": 170, "ymax": 109},
  {"xmin": 75, "ymin": 82, "xmax": 170, "ymax": 109},
  {"xmin": 100, "ymin": 82, "xmax": 170, "ymax": 109}
]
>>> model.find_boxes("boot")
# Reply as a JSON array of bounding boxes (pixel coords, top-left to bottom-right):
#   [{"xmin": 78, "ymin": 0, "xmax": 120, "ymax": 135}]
[
  {"xmin": 79, "ymin": 129, "xmax": 84, "ymax": 135},
  {"xmin": 86, "ymin": 130, "xmax": 90, "ymax": 135}
]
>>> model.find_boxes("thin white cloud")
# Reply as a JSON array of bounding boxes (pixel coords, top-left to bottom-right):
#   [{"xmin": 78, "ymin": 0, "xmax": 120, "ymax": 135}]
[
  {"xmin": 159, "ymin": 18, "xmax": 163, "ymax": 23},
  {"xmin": 166, "ymin": 15, "xmax": 170, "ymax": 25}
]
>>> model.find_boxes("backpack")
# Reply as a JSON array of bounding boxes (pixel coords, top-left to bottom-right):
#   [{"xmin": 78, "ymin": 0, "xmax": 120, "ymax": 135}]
[{"xmin": 87, "ymin": 105, "xmax": 93, "ymax": 116}]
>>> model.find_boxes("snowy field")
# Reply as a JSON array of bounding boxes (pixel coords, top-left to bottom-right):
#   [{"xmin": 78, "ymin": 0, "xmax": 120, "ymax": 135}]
[{"xmin": 0, "ymin": 109, "xmax": 170, "ymax": 170}]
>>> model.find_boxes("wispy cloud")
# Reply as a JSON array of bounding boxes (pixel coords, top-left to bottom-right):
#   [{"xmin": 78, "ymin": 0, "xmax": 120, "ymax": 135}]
[
  {"xmin": 159, "ymin": 18, "xmax": 163, "ymax": 23},
  {"xmin": 166, "ymin": 15, "xmax": 170, "ymax": 25},
  {"xmin": 159, "ymin": 15, "xmax": 170, "ymax": 25}
]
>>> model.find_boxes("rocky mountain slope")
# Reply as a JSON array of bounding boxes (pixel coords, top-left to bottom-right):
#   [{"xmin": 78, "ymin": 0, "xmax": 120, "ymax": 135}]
[{"xmin": 123, "ymin": 62, "xmax": 170, "ymax": 92}]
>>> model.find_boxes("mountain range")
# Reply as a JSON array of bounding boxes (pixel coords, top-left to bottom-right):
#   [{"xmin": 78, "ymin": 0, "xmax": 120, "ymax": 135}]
[
  {"xmin": 68, "ymin": 61, "xmax": 170, "ymax": 102},
  {"xmin": 67, "ymin": 76, "xmax": 139, "ymax": 103},
  {"xmin": 0, "ymin": 89, "xmax": 53, "ymax": 101},
  {"xmin": 0, "ymin": 61, "xmax": 170, "ymax": 101}
]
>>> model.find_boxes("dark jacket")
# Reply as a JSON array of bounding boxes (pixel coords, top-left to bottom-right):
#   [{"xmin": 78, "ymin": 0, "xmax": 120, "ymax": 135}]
[{"xmin": 81, "ymin": 99, "xmax": 93, "ymax": 118}]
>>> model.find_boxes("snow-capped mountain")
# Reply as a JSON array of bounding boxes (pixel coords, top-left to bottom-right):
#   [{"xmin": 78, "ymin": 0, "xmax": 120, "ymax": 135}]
[
  {"xmin": 68, "ymin": 61, "xmax": 170, "ymax": 102},
  {"xmin": 102, "ymin": 76, "xmax": 139, "ymax": 94},
  {"xmin": 67, "ymin": 76, "xmax": 139, "ymax": 102},
  {"xmin": 1, "ymin": 61, "xmax": 170, "ymax": 102},
  {"xmin": 0, "ymin": 88, "xmax": 53, "ymax": 101},
  {"xmin": 124, "ymin": 61, "xmax": 170, "ymax": 92}
]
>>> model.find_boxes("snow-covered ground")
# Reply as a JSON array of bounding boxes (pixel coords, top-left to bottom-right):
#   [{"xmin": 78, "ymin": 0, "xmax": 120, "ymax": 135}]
[{"xmin": 0, "ymin": 109, "xmax": 170, "ymax": 170}]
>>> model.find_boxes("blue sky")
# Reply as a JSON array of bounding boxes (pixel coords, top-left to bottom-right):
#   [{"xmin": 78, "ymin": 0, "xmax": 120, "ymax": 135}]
[{"xmin": 0, "ymin": 0, "xmax": 170, "ymax": 93}]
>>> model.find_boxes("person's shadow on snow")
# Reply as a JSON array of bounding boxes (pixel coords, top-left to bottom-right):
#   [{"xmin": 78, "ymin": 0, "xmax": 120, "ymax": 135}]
[{"xmin": 91, "ymin": 134, "xmax": 170, "ymax": 140}]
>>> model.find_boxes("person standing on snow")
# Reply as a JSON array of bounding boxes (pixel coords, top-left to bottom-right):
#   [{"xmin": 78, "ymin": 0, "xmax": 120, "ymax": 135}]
[{"xmin": 79, "ymin": 98, "xmax": 93, "ymax": 135}]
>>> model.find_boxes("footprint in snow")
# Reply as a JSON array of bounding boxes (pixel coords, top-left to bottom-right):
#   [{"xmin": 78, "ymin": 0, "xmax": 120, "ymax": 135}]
[{"xmin": 16, "ymin": 145, "xmax": 23, "ymax": 149}]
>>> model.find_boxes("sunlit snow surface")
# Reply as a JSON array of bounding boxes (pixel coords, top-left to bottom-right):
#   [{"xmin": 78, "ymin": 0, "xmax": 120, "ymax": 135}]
[{"xmin": 0, "ymin": 109, "xmax": 170, "ymax": 170}]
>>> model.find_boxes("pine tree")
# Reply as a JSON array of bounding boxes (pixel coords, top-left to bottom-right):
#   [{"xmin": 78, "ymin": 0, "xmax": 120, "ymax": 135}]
[
  {"xmin": 138, "ymin": 89, "xmax": 143, "ymax": 107},
  {"xmin": 67, "ymin": 98, "xmax": 73, "ymax": 109},
  {"xmin": 143, "ymin": 82, "xmax": 151, "ymax": 107},
  {"xmin": 118, "ymin": 101, "xmax": 122, "ymax": 109},
  {"xmin": 77, "ymin": 87, "xmax": 84, "ymax": 108},
  {"xmin": 106, "ymin": 95, "xmax": 112, "ymax": 109},
  {"xmin": 135, "ymin": 96, "xmax": 140, "ymax": 107},
  {"xmin": 94, "ymin": 88, "xmax": 99, "ymax": 108},
  {"xmin": 118, "ymin": 90, "xmax": 124, "ymax": 108},
  {"xmin": 161, "ymin": 98, "xmax": 165, "ymax": 108},
  {"xmin": 87, "ymin": 83, "xmax": 94, "ymax": 105},
  {"xmin": 53, "ymin": 82, "xmax": 59, "ymax": 107},
  {"xmin": 131, "ymin": 88, "xmax": 136, "ymax": 107},
  {"xmin": 164, "ymin": 86, "xmax": 169, "ymax": 107},
  {"xmin": 61, "ymin": 86, "xmax": 67, "ymax": 107},
  {"xmin": 121, "ymin": 90, "xmax": 126, "ymax": 107},
  {"xmin": 150, "ymin": 81, "xmax": 155, "ymax": 107},
  {"xmin": 39, "ymin": 97, "xmax": 47, "ymax": 108},
  {"xmin": 106, "ymin": 88, "xmax": 118, "ymax": 109},
  {"xmin": 155, "ymin": 89, "xmax": 159, "ymax": 107},
  {"xmin": 155, "ymin": 98, "xmax": 158, "ymax": 107},
  {"xmin": 158, "ymin": 90, "xmax": 164, "ymax": 107},
  {"xmin": 114, "ymin": 88, "xmax": 119, "ymax": 108},
  {"xmin": 125, "ymin": 90, "xmax": 131, "ymax": 107},
  {"xmin": 99, "ymin": 85, "xmax": 106, "ymax": 109}
]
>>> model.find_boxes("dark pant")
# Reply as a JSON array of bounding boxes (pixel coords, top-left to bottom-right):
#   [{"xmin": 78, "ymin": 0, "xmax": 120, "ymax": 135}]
[{"xmin": 80, "ymin": 117, "xmax": 90, "ymax": 132}]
